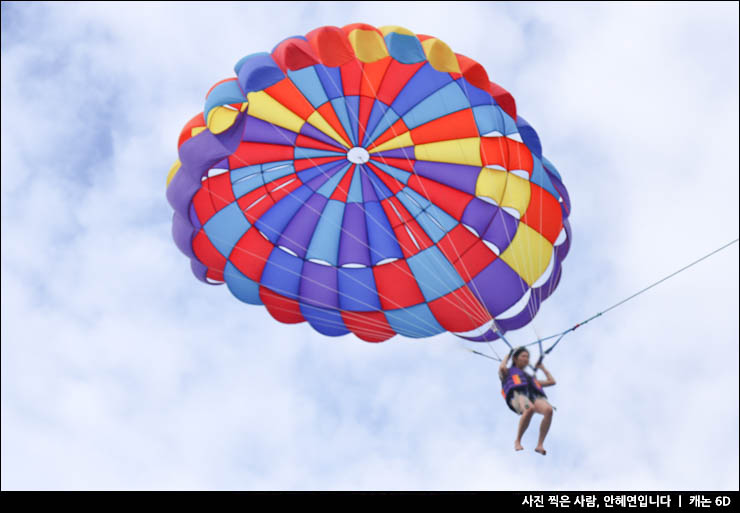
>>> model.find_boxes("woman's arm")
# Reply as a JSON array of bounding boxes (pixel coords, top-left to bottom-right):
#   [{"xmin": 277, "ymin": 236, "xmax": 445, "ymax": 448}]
[
  {"xmin": 498, "ymin": 350, "xmax": 511, "ymax": 381},
  {"xmin": 536, "ymin": 363, "xmax": 556, "ymax": 387}
]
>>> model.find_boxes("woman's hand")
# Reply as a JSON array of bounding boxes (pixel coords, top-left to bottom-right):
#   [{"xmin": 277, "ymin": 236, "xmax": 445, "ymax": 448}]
[
  {"xmin": 536, "ymin": 363, "xmax": 556, "ymax": 387},
  {"xmin": 498, "ymin": 350, "xmax": 512, "ymax": 380}
]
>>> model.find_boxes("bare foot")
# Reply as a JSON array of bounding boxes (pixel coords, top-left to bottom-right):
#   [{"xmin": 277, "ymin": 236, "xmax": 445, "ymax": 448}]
[
  {"xmin": 515, "ymin": 441, "xmax": 524, "ymax": 451},
  {"xmin": 534, "ymin": 446, "xmax": 546, "ymax": 456}
]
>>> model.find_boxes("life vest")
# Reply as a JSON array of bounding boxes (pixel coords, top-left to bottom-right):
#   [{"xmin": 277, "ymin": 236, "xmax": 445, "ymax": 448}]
[{"xmin": 501, "ymin": 366, "xmax": 546, "ymax": 412}]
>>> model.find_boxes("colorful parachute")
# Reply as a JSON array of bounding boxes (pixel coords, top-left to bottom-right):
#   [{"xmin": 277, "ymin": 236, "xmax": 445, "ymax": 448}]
[{"xmin": 166, "ymin": 24, "xmax": 572, "ymax": 342}]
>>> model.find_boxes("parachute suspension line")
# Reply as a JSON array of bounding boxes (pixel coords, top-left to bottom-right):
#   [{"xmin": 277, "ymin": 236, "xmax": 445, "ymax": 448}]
[
  {"xmin": 385, "ymin": 82, "xmax": 498, "ymax": 330},
  {"xmin": 493, "ymin": 320, "xmax": 514, "ymax": 350},
  {"xmin": 223, "ymin": 253, "xmax": 438, "ymax": 337},
  {"xmin": 204, "ymin": 194, "xmax": 457, "ymax": 338},
  {"xmin": 437, "ymin": 81, "xmax": 540, "ymax": 342},
  {"xmin": 537, "ymin": 237, "xmax": 740, "ymax": 358},
  {"xmin": 467, "ymin": 349, "xmax": 501, "ymax": 362},
  {"xmin": 416, "ymin": 79, "xmax": 501, "ymax": 334},
  {"xmin": 209, "ymin": 157, "xmax": 462, "ymax": 337},
  {"xmin": 476, "ymin": 136, "xmax": 541, "ymax": 346},
  {"xmin": 334, "ymin": 63, "xmax": 494, "ymax": 330},
  {"xmin": 386, "ymin": 75, "xmax": 546, "ymax": 343},
  {"xmin": 492, "ymin": 136, "xmax": 540, "ymax": 327},
  {"xmin": 436, "ymin": 74, "xmax": 558, "ymax": 351},
  {"xmin": 451, "ymin": 77, "xmax": 535, "ymax": 357},
  {"xmin": 531, "ymin": 329, "xmax": 545, "ymax": 375},
  {"xmin": 468, "ymin": 90, "xmax": 559, "ymax": 346},
  {"xmin": 317, "ymin": 64, "xmax": 490, "ymax": 331},
  {"xmin": 467, "ymin": 237, "xmax": 739, "ymax": 366},
  {"xmin": 506, "ymin": 137, "xmax": 542, "ymax": 329},
  {"xmin": 298, "ymin": 63, "xmax": 491, "ymax": 331}
]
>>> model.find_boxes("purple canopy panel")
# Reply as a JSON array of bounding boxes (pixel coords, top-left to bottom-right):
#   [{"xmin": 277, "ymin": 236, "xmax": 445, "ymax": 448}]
[
  {"xmin": 172, "ymin": 211, "xmax": 197, "ymax": 260},
  {"xmin": 373, "ymin": 147, "xmax": 415, "ymax": 160},
  {"xmin": 496, "ymin": 290, "xmax": 541, "ymax": 331},
  {"xmin": 188, "ymin": 203, "xmax": 202, "ymax": 230},
  {"xmin": 360, "ymin": 168, "xmax": 379, "ymax": 203},
  {"xmin": 533, "ymin": 263, "xmax": 562, "ymax": 304},
  {"xmin": 168, "ymin": 114, "xmax": 247, "ymax": 219},
  {"xmin": 462, "ymin": 197, "xmax": 499, "ymax": 236},
  {"xmin": 413, "ymin": 160, "xmax": 479, "ymax": 195},
  {"xmin": 299, "ymin": 261, "xmax": 340, "ymax": 309},
  {"xmin": 338, "ymin": 203, "xmax": 371, "ymax": 266},
  {"xmin": 558, "ymin": 218, "xmax": 572, "ymax": 259},
  {"xmin": 459, "ymin": 328, "xmax": 502, "ymax": 342},
  {"xmin": 467, "ymin": 258, "xmax": 529, "ymax": 317},
  {"xmin": 300, "ymin": 123, "xmax": 347, "ymax": 150},
  {"xmin": 549, "ymin": 172, "xmax": 572, "ymax": 217},
  {"xmin": 190, "ymin": 258, "xmax": 209, "ymax": 283},
  {"xmin": 243, "ymin": 115, "xmax": 298, "ymax": 146},
  {"xmin": 303, "ymin": 160, "xmax": 348, "ymax": 191},
  {"xmin": 482, "ymin": 207, "xmax": 519, "ymax": 252},
  {"xmin": 278, "ymin": 193, "xmax": 328, "ymax": 257}
]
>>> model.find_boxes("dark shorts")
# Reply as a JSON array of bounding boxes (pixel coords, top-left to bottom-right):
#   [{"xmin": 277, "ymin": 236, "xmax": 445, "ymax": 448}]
[{"xmin": 508, "ymin": 390, "xmax": 550, "ymax": 415}]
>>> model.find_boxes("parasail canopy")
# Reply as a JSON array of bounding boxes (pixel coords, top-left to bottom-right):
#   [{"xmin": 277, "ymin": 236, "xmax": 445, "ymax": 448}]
[{"xmin": 166, "ymin": 23, "xmax": 572, "ymax": 343}]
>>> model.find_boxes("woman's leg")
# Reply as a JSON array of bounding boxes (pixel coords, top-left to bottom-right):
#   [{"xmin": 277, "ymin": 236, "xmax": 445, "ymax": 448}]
[
  {"xmin": 533, "ymin": 398, "xmax": 554, "ymax": 455},
  {"xmin": 514, "ymin": 394, "xmax": 535, "ymax": 451}
]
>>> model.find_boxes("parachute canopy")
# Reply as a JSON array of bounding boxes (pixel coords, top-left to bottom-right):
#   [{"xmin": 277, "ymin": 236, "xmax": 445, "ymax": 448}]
[{"xmin": 166, "ymin": 23, "xmax": 572, "ymax": 342}]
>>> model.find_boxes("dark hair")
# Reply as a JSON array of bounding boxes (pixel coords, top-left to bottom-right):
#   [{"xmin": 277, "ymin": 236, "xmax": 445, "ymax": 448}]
[{"xmin": 511, "ymin": 347, "xmax": 529, "ymax": 366}]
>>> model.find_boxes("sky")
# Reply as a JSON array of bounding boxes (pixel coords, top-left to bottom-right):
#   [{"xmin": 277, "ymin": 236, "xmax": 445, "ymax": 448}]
[{"xmin": 1, "ymin": 1, "xmax": 738, "ymax": 491}]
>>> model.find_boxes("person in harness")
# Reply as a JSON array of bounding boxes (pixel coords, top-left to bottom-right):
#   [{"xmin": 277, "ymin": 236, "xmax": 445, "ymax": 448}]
[{"xmin": 499, "ymin": 347, "xmax": 556, "ymax": 455}]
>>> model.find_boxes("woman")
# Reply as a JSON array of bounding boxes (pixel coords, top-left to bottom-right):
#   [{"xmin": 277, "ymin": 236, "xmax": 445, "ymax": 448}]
[{"xmin": 499, "ymin": 347, "xmax": 556, "ymax": 455}]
